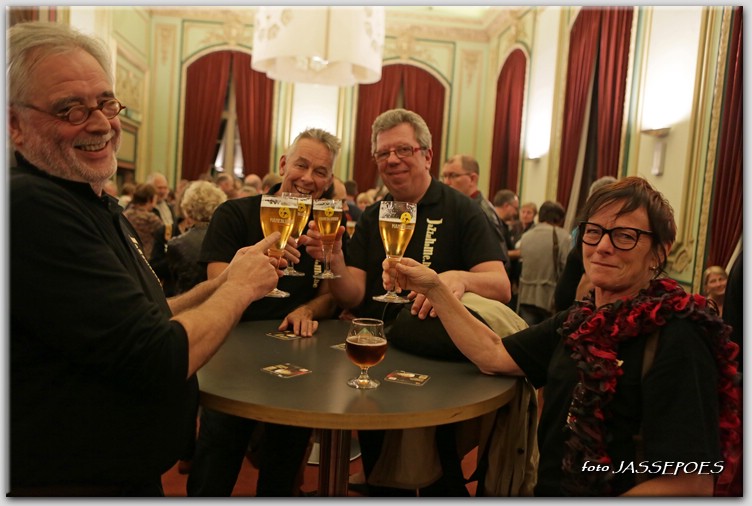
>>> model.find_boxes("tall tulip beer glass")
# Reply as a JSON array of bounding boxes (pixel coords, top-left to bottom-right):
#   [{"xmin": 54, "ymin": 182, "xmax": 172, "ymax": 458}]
[
  {"xmin": 373, "ymin": 201, "xmax": 417, "ymax": 303},
  {"xmin": 345, "ymin": 318, "xmax": 387, "ymax": 389},
  {"xmin": 259, "ymin": 194, "xmax": 296, "ymax": 297},
  {"xmin": 281, "ymin": 193, "xmax": 313, "ymax": 277},
  {"xmin": 312, "ymin": 199, "xmax": 343, "ymax": 279}
]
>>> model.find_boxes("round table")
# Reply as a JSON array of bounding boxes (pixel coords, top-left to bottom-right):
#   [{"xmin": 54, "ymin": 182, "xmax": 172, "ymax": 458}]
[{"xmin": 198, "ymin": 319, "xmax": 519, "ymax": 496}]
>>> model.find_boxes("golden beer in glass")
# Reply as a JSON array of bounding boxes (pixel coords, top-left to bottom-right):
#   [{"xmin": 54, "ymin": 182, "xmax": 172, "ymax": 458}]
[
  {"xmin": 281, "ymin": 193, "xmax": 312, "ymax": 277},
  {"xmin": 312, "ymin": 199, "xmax": 343, "ymax": 279},
  {"xmin": 373, "ymin": 201, "xmax": 417, "ymax": 303},
  {"xmin": 260, "ymin": 194, "xmax": 296, "ymax": 297}
]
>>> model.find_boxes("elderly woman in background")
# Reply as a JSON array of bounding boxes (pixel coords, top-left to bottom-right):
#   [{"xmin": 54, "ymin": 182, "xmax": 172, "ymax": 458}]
[
  {"xmin": 518, "ymin": 202, "xmax": 538, "ymax": 234},
  {"xmin": 123, "ymin": 183, "xmax": 165, "ymax": 260},
  {"xmin": 703, "ymin": 265, "xmax": 728, "ymax": 316},
  {"xmin": 166, "ymin": 181, "xmax": 227, "ymax": 294},
  {"xmin": 385, "ymin": 176, "xmax": 740, "ymax": 496}
]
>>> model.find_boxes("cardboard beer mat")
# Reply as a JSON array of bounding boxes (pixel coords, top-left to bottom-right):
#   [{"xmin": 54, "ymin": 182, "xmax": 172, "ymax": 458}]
[
  {"xmin": 384, "ymin": 370, "xmax": 430, "ymax": 386},
  {"xmin": 266, "ymin": 331, "xmax": 302, "ymax": 341},
  {"xmin": 262, "ymin": 363, "xmax": 311, "ymax": 378}
]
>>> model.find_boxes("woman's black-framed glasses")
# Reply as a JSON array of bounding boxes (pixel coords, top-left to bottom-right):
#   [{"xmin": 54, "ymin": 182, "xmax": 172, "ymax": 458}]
[
  {"xmin": 16, "ymin": 98, "xmax": 126, "ymax": 125},
  {"xmin": 579, "ymin": 222, "xmax": 653, "ymax": 251},
  {"xmin": 373, "ymin": 145, "xmax": 425, "ymax": 164}
]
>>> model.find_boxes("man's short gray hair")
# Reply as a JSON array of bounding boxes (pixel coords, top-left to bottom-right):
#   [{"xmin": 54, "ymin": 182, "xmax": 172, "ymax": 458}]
[
  {"xmin": 371, "ymin": 108, "xmax": 432, "ymax": 154},
  {"xmin": 8, "ymin": 22, "xmax": 113, "ymax": 104},
  {"xmin": 286, "ymin": 128, "xmax": 342, "ymax": 168}
]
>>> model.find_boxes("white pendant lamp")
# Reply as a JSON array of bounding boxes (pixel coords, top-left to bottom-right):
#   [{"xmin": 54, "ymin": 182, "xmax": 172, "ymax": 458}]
[{"xmin": 252, "ymin": 6, "xmax": 385, "ymax": 87}]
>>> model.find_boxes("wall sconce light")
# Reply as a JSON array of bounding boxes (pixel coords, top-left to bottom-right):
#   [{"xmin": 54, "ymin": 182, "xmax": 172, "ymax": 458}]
[
  {"xmin": 641, "ymin": 127, "xmax": 670, "ymax": 176},
  {"xmin": 252, "ymin": 6, "xmax": 385, "ymax": 87}
]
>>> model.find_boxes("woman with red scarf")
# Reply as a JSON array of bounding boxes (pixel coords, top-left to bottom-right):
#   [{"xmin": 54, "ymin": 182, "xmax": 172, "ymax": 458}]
[{"xmin": 385, "ymin": 177, "xmax": 740, "ymax": 496}]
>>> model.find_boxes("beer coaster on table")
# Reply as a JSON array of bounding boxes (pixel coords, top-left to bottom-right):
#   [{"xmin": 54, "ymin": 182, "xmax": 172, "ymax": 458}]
[
  {"xmin": 330, "ymin": 342, "xmax": 346, "ymax": 351},
  {"xmin": 385, "ymin": 370, "xmax": 430, "ymax": 386},
  {"xmin": 266, "ymin": 331, "xmax": 302, "ymax": 341},
  {"xmin": 262, "ymin": 363, "xmax": 311, "ymax": 378}
]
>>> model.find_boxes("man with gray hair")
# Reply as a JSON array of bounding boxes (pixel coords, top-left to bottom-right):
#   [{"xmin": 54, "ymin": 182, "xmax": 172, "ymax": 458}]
[
  {"xmin": 146, "ymin": 171, "xmax": 176, "ymax": 236},
  {"xmin": 441, "ymin": 154, "xmax": 510, "ymax": 271},
  {"xmin": 189, "ymin": 127, "xmax": 344, "ymax": 496},
  {"xmin": 305, "ymin": 108, "xmax": 511, "ymax": 496},
  {"xmin": 8, "ymin": 21, "xmax": 281, "ymax": 495}
]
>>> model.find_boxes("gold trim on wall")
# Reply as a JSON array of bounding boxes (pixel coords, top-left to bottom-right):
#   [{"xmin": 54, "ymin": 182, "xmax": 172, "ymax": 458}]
[{"xmin": 689, "ymin": 6, "xmax": 732, "ymax": 292}]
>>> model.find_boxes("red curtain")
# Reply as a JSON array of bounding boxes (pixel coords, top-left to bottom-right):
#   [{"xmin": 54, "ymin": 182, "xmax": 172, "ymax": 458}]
[
  {"xmin": 352, "ymin": 66, "xmax": 402, "ymax": 192},
  {"xmin": 233, "ymin": 52, "xmax": 275, "ymax": 177},
  {"xmin": 556, "ymin": 8, "xmax": 601, "ymax": 209},
  {"xmin": 489, "ymin": 49, "xmax": 527, "ymax": 195},
  {"xmin": 596, "ymin": 7, "xmax": 633, "ymax": 178},
  {"xmin": 352, "ymin": 63, "xmax": 447, "ymax": 189},
  {"xmin": 706, "ymin": 8, "xmax": 743, "ymax": 268},
  {"xmin": 181, "ymin": 52, "xmax": 232, "ymax": 181},
  {"xmin": 403, "ymin": 65, "xmax": 446, "ymax": 179}
]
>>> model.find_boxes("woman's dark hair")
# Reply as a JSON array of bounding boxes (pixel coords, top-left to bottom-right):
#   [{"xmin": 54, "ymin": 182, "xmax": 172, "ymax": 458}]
[
  {"xmin": 130, "ymin": 183, "xmax": 157, "ymax": 206},
  {"xmin": 577, "ymin": 176, "xmax": 676, "ymax": 274}
]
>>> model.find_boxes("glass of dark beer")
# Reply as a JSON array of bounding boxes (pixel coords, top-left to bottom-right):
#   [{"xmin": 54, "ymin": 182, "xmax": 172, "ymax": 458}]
[{"xmin": 345, "ymin": 318, "xmax": 387, "ymax": 389}]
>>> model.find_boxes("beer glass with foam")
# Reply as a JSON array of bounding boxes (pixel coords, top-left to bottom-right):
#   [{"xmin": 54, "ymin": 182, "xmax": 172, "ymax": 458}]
[
  {"xmin": 373, "ymin": 200, "xmax": 417, "ymax": 303},
  {"xmin": 280, "ymin": 192, "xmax": 313, "ymax": 277},
  {"xmin": 259, "ymin": 194, "xmax": 296, "ymax": 297},
  {"xmin": 312, "ymin": 198, "xmax": 343, "ymax": 279}
]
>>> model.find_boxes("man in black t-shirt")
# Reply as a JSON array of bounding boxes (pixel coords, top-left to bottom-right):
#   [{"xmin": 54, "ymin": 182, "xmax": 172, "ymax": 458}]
[
  {"xmin": 304, "ymin": 109, "xmax": 511, "ymax": 496},
  {"xmin": 188, "ymin": 128, "xmax": 343, "ymax": 497}
]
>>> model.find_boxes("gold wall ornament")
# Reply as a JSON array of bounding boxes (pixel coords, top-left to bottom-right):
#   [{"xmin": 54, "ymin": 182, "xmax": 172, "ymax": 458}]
[{"xmin": 198, "ymin": 16, "xmax": 249, "ymax": 47}]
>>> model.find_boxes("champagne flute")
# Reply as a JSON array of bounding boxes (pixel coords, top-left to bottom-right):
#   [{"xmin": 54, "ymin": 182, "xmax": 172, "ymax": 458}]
[
  {"xmin": 373, "ymin": 201, "xmax": 417, "ymax": 303},
  {"xmin": 259, "ymin": 194, "xmax": 296, "ymax": 297},
  {"xmin": 281, "ymin": 192, "xmax": 313, "ymax": 277},
  {"xmin": 345, "ymin": 318, "xmax": 387, "ymax": 389},
  {"xmin": 312, "ymin": 199, "xmax": 343, "ymax": 279}
]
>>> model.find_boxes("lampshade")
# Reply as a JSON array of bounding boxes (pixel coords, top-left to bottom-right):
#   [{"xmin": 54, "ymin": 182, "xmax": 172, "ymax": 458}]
[{"xmin": 252, "ymin": 6, "xmax": 385, "ymax": 87}]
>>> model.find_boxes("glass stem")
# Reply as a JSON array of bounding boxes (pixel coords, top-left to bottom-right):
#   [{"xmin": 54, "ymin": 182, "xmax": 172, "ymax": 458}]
[
  {"xmin": 358, "ymin": 367, "xmax": 370, "ymax": 384},
  {"xmin": 323, "ymin": 244, "xmax": 333, "ymax": 272}
]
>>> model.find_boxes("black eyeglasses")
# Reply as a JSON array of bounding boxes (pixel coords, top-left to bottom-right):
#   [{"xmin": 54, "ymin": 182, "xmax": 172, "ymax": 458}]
[
  {"xmin": 579, "ymin": 222, "xmax": 653, "ymax": 251},
  {"xmin": 16, "ymin": 98, "xmax": 126, "ymax": 126},
  {"xmin": 373, "ymin": 145, "xmax": 425, "ymax": 164}
]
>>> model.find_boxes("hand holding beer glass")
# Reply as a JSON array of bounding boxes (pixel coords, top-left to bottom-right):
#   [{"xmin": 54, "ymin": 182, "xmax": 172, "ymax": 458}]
[
  {"xmin": 345, "ymin": 318, "xmax": 387, "ymax": 389},
  {"xmin": 312, "ymin": 198, "xmax": 343, "ymax": 279},
  {"xmin": 259, "ymin": 194, "xmax": 295, "ymax": 297},
  {"xmin": 373, "ymin": 201, "xmax": 417, "ymax": 303},
  {"xmin": 281, "ymin": 193, "xmax": 312, "ymax": 277}
]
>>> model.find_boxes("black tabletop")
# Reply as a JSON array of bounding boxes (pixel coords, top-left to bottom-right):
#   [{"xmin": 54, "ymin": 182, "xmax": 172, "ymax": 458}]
[{"xmin": 198, "ymin": 319, "xmax": 518, "ymax": 430}]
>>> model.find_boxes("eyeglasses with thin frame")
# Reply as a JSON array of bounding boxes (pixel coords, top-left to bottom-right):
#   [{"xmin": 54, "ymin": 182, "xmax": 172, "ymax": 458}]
[
  {"xmin": 15, "ymin": 98, "xmax": 126, "ymax": 126},
  {"xmin": 373, "ymin": 145, "xmax": 425, "ymax": 164},
  {"xmin": 579, "ymin": 221, "xmax": 653, "ymax": 251},
  {"xmin": 440, "ymin": 171, "xmax": 472, "ymax": 181}
]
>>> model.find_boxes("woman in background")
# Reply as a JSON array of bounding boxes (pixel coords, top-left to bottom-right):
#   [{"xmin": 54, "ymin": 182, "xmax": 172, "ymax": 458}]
[
  {"xmin": 703, "ymin": 265, "xmax": 728, "ymax": 316},
  {"xmin": 167, "ymin": 181, "xmax": 227, "ymax": 294}
]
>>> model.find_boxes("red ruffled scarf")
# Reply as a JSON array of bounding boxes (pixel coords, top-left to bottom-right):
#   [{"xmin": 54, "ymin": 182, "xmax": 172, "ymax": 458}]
[{"xmin": 559, "ymin": 278, "xmax": 740, "ymax": 495}]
